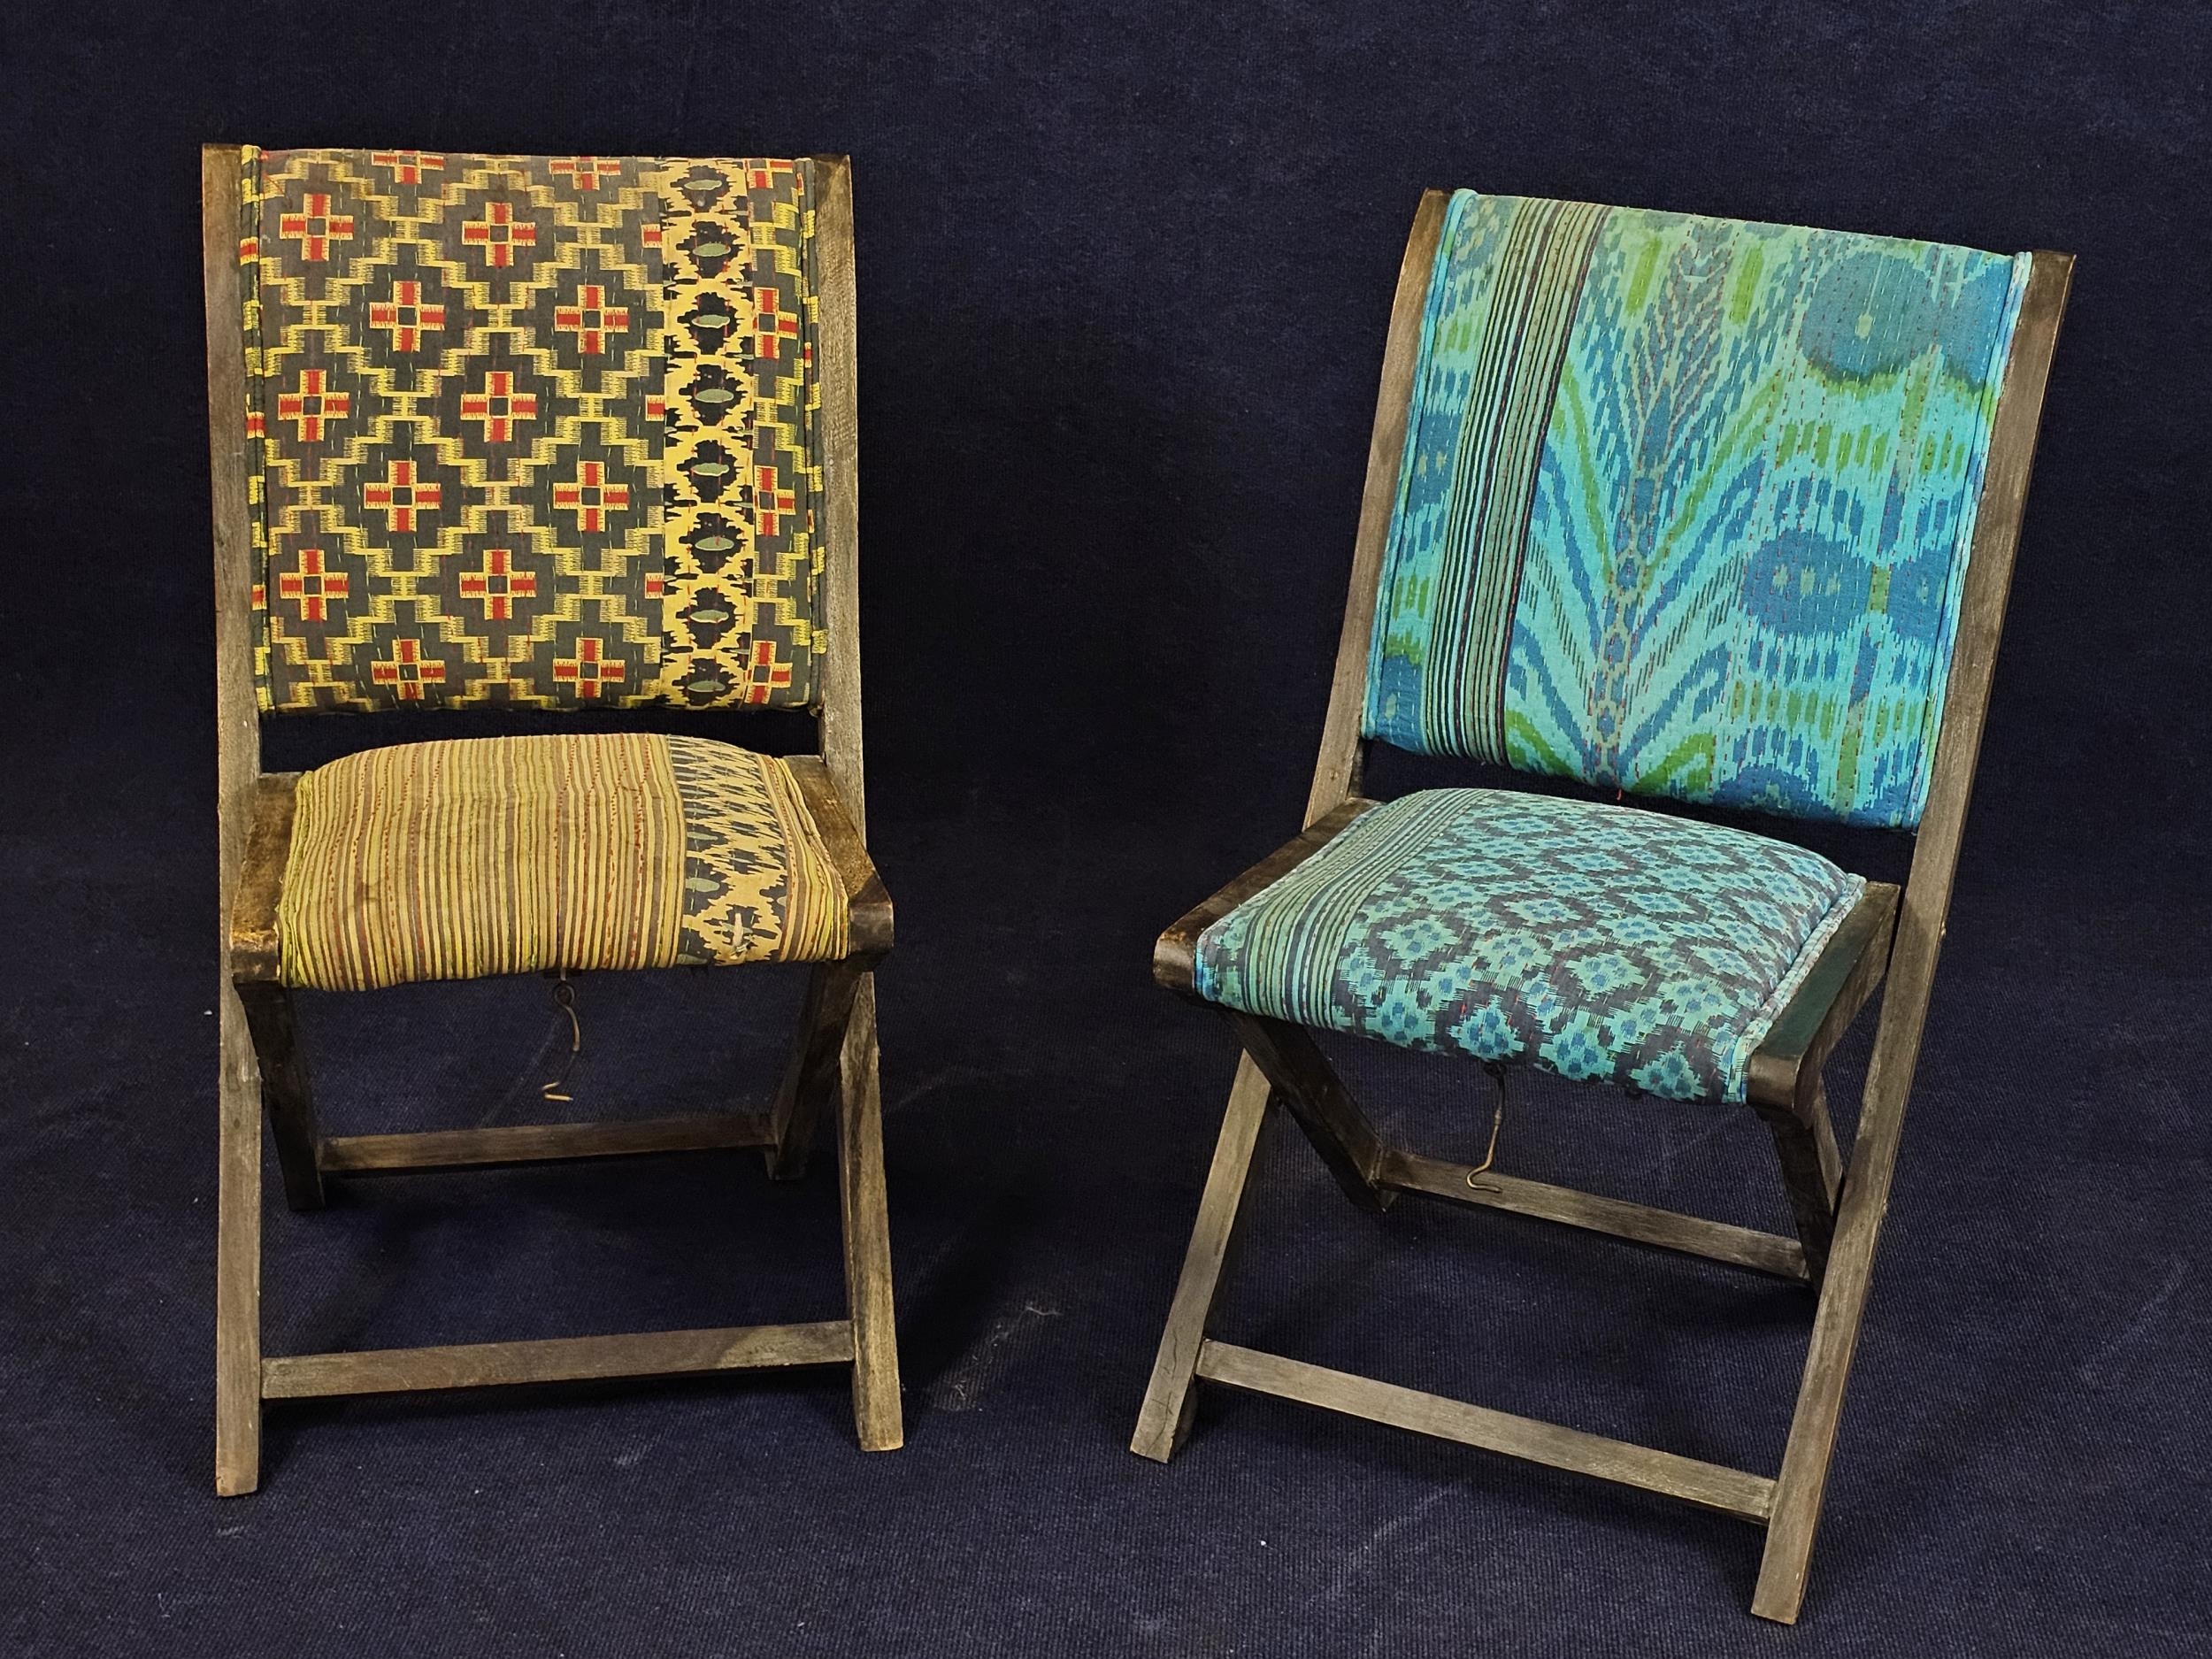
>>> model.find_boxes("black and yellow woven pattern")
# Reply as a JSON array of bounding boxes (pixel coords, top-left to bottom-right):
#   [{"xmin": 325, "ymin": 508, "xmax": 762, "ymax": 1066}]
[
  {"xmin": 240, "ymin": 148, "xmax": 825, "ymax": 712},
  {"xmin": 654, "ymin": 161, "xmax": 825, "ymax": 706}
]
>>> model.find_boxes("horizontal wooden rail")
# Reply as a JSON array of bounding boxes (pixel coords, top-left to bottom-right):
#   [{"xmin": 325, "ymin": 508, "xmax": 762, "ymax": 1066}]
[
  {"xmin": 262, "ymin": 1319, "xmax": 856, "ymax": 1399},
  {"xmin": 1196, "ymin": 1340, "xmax": 1775, "ymax": 1524},
  {"xmin": 1376, "ymin": 1148, "xmax": 1809, "ymax": 1283},
  {"xmin": 318, "ymin": 1112, "xmax": 776, "ymax": 1176}
]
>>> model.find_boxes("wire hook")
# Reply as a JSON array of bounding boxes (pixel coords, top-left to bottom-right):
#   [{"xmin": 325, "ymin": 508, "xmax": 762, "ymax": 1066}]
[
  {"xmin": 1467, "ymin": 1062, "xmax": 1509, "ymax": 1192},
  {"xmin": 540, "ymin": 974, "xmax": 582, "ymax": 1103}
]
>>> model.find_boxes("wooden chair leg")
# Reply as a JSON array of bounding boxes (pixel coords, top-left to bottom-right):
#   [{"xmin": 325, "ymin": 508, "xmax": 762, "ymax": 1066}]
[
  {"xmin": 765, "ymin": 960, "xmax": 864, "ymax": 1182},
  {"xmin": 213, "ymin": 985, "xmax": 264, "ymax": 1495},
  {"xmin": 834, "ymin": 973, "xmax": 902, "ymax": 1450},
  {"xmin": 1229, "ymin": 1014, "xmax": 1394, "ymax": 1214},
  {"xmin": 236, "ymin": 981, "xmax": 324, "ymax": 1211},
  {"xmin": 1752, "ymin": 1071, "xmax": 1914, "ymax": 1622},
  {"xmin": 1752, "ymin": 1076, "xmax": 1841, "ymax": 1286},
  {"xmin": 1131, "ymin": 1052, "xmax": 1272, "ymax": 1462}
]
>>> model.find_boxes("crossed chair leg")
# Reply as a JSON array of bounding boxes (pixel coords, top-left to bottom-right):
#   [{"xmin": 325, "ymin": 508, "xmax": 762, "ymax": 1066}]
[
  {"xmin": 1132, "ymin": 1016, "xmax": 1911, "ymax": 1624},
  {"xmin": 213, "ymin": 961, "xmax": 903, "ymax": 1497}
]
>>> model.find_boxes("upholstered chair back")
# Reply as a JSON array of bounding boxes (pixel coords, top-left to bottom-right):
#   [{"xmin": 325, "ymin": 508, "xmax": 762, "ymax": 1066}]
[
  {"xmin": 238, "ymin": 147, "xmax": 826, "ymax": 712},
  {"xmin": 1363, "ymin": 190, "xmax": 2031, "ymax": 829}
]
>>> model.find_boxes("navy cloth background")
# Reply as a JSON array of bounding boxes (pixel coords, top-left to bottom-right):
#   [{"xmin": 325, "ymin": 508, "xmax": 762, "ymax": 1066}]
[{"xmin": 3, "ymin": 2, "xmax": 2208, "ymax": 1653}]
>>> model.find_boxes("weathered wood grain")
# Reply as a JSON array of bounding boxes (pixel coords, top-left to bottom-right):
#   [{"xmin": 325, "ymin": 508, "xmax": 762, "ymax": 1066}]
[
  {"xmin": 227, "ymin": 775, "xmax": 298, "ymax": 984},
  {"xmin": 1378, "ymin": 1148, "xmax": 1809, "ymax": 1282},
  {"xmin": 1304, "ymin": 189, "xmax": 1450, "ymax": 826},
  {"xmin": 236, "ymin": 982, "xmax": 324, "ymax": 1211},
  {"xmin": 204, "ymin": 142, "xmax": 264, "ymax": 1498},
  {"xmin": 836, "ymin": 973, "xmax": 903, "ymax": 1449},
  {"xmin": 318, "ymin": 1112, "xmax": 777, "ymax": 1175},
  {"xmin": 1130, "ymin": 1053, "xmax": 1274, "ymax": 1462},
  {"xmin": 1745, "ymin": 883, "xmax": 1900, "ymax": 1111},
  {"xmin": 1229, "ymin": 1014, "xmax": 1394, "ymax": 1214},
  {"xmin": 764, "ymin": 959, "xmax": 865, "ymax": 1182},
  {"xmin": 812, "ymin": 155, "xmax": 867, "ymax": 837},
  {"xmin": 262, "ymin": 1320, "xmax": 856, "ymax": 1399},
  {"xmin": 784, "ymin": 754, "xmax": 893, "ymax": 959},
  {"xmin": 1197, "ymin": 1340, "xmax": 1776, "ymax": 1523},
  {"xmin": 1749, "ymin": 1082, "xmax": 1841, "ymax": 1287}
]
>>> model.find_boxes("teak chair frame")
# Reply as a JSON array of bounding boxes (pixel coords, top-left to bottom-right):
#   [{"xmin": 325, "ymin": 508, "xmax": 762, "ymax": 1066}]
[
  {"xmin": 202, "ymin": 146, "xmax": 902, "ymax": 1495},
  {"xmin": 1130, "ymin": 189, "xmax": 2071, "ymax": 1622}
]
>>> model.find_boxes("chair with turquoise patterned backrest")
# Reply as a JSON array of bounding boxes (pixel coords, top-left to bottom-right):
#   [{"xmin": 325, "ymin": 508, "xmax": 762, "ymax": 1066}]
[
  {"xmin": 1132, "ymin": 187, "xmax": 2070, "ymax": 1622},
  {"xmin": 203, "ymin": 145, "xmax": 902, "ymax": 1496}
]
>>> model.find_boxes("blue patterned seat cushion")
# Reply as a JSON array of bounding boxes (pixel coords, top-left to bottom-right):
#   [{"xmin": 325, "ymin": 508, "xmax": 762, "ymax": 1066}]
[{"xmin": 1190, "ymin": 790, "xmax": 1866, "ymax": 1103}]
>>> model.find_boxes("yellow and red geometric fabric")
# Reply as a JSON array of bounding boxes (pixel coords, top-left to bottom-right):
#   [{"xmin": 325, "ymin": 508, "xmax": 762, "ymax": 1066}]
[{"xmin": 239, "ymin": 148, "xmax": 826, "ymax": 712}]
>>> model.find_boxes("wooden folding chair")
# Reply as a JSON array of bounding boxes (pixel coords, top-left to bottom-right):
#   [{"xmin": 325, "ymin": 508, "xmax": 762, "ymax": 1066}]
[
  {"xmin": 1132, "ymin": 187, "xmax": 2069, "ymax": 1620},
  {"xmin": 202, "ymin": 145, "xmax": 901, "ymax": 1493}
]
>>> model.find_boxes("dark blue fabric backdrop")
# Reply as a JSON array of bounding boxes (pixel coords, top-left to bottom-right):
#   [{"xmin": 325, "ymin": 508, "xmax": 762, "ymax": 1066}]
[{"xmin": 3, "ymin": 2, "xmax": 2207, "ymax": 1654}]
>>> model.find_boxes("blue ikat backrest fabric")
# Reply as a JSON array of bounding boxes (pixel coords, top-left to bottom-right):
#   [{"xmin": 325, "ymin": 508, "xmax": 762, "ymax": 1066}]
[{"xmin": 1363, "ymin": 190, "xmax": 2029, "ymax": 829}]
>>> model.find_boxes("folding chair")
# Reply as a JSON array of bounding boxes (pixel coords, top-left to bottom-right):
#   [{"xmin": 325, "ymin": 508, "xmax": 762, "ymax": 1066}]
[
  {"xmin": 202, "ymin": 146, "xmax": 900, "ymax": 1494},
  {"xmin": 1132, "ymin": 187, "xmax": 2069, "ymax": 1620}
]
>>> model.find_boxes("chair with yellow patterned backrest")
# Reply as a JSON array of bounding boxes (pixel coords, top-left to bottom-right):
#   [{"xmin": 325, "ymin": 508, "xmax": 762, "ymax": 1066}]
[
  {"xmin": 1130, "ymin": 188, "xmax": 2070, "ymax": 1620},
  {"xmin": 203, "ymin": 145, "xmax": 899, "ymax": 1493}
]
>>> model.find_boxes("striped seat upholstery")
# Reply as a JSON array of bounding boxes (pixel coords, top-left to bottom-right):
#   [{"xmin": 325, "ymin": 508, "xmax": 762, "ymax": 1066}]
[{"xmin": 277, "ymin": 733, "xmax": 848, "ymax": 992}]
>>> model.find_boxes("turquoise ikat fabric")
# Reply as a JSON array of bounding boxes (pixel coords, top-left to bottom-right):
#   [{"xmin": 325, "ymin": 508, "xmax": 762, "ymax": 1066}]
[
  {"xmin": 1192, "ymin": 790, "xmax": 1865, "ymax": 1102},
  {"xmin": 1364, "ymin": 192, "xmax": 2027, "ymax": 829}
]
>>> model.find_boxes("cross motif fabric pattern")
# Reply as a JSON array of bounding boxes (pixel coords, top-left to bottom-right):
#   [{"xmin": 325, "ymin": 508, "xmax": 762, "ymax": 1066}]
[
  {"xmin": 241, "ymin": 147, "xmax": 825, "ymax": 712},
  {"xmin": 369, "ymin": 280, "xmax": 445, "ymax": 351},
  {"xmin": 278, "ymin": 549, "xmax": 348, "ymax": 620},
  {"xmin": 278, "ymin": 193, "xmax": 353, "ymax": 261},
  {"xmin": 460, "ymin": 372, "xmax": 536, "ymax": 442},
  {"xmin": 458, "ymin": 549, "xmax": 534, "ymax": 619},
  {"xmin": 277, "ymin": 369, "xmax": 349, "ymax": 441}
]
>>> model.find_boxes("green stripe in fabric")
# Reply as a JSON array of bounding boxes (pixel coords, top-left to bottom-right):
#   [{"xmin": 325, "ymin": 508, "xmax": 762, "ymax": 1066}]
[
  {"xmin": 1193, "ymin": 795, "xmax": 1472, "ymax": 1026},
  {"xmin": 1425, "ymin": 196, "xmax": 1609, "ymax": 759}
]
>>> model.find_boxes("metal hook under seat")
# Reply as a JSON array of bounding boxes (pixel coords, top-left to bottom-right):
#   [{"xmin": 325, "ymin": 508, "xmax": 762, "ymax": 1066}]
[
  {"xmin": 540, "ymin": 974, "xmax": 582, "ymax": 1103},
  {"xmin": 1467, "ymin": 1061, "xmax": 1509, "ymax": 1192}
]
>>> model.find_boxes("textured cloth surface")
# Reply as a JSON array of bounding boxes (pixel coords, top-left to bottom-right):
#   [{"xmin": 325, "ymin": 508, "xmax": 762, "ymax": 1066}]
[
  {"xmin": 278, "ymin": 733, "xmax": 847, "ymax": 991},
  {"xmin": 1365, "ymin": 190, "xmax": 2028, "ymax": 829},
  {"xmin": 1192, "ymin": 789, "xmax": 1864, "ymax": 1102},
  {"xmin": 241, "ymin": 149, "xmax": 825, "ymax": 712},
  {"xmin": 4, "ymin": 5, "xmax": 2195, "ymax": 1655}
]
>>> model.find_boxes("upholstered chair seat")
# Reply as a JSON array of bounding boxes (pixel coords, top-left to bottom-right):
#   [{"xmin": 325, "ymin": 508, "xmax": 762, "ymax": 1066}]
[
  {"xmin": 271, "ymin": 733, "xmax": 856, "ymax": 993},
  {"xmin": 1188, "ymin": 788, "xmax": 1864, "ymax": 1104}
]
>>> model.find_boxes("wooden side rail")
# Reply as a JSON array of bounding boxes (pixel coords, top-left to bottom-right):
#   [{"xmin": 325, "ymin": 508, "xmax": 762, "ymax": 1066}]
[
  {"xmin": 1376, "ymin": 1149, "xmax": 1810, "ymax": 1282},
  {"xmin": 262, "ymin": 1320, "xmax": 856, "ymax": 1399},
  {"xmin": 1196, "ymin": 1341, "xmax": 1776, "ymax": 1524},
  {"xmin": 316, "ymin": 1112, "xmax": 779, "ymax": 1176}
]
